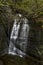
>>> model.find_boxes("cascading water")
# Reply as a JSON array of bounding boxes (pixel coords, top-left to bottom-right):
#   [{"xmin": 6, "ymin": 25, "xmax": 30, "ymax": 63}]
[
  {"xmin": 0, "ymin": 14, "xmax": 42, "ymax": 61},
  {"xmin": 8, "ymin": 14, "xmax": 30, "ymax": 57}
]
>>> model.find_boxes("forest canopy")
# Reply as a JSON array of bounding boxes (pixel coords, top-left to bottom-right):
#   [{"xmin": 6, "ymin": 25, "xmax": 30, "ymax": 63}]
[{"xmin": 0, "ymin": 0, "xmax": 43, "ymax": 19}]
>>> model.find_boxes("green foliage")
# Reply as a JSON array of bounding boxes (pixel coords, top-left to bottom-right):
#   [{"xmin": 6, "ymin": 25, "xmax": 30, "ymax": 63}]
[{"xmin": 0, "ymin": 0, "xmax": 43, "ymax": 17}]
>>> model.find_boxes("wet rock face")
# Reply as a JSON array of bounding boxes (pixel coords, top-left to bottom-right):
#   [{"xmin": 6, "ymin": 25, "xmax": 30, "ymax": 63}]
[
  {"xmin": 0, "ymin": 13, "xmax": 43, "ymax": 60},
  {"xmin": 0, "ymin": 5, "xmax": 43, "ymax": 64},
  {"xmin": 0, "ymin": 22, "xmax": 8, "ymax": 53}
]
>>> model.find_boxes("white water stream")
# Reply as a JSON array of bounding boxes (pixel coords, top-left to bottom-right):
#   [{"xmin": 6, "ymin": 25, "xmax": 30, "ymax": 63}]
[{"xmin": 8, "ymin": 14, "xmax": 30, "ymax": 57}]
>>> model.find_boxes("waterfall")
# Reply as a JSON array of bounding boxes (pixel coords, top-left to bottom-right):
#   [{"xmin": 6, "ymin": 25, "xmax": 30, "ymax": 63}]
[
  {"xmin": 10, "ymin": 19, "xmax": 21, "ymax": 40},
  {"xmin": 8, "ymin": 14, "xmax": 30, "ymax": 57},
  {"xmin": 19, "ymin": 18, "xmax": 30, "ymax": 52}
]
